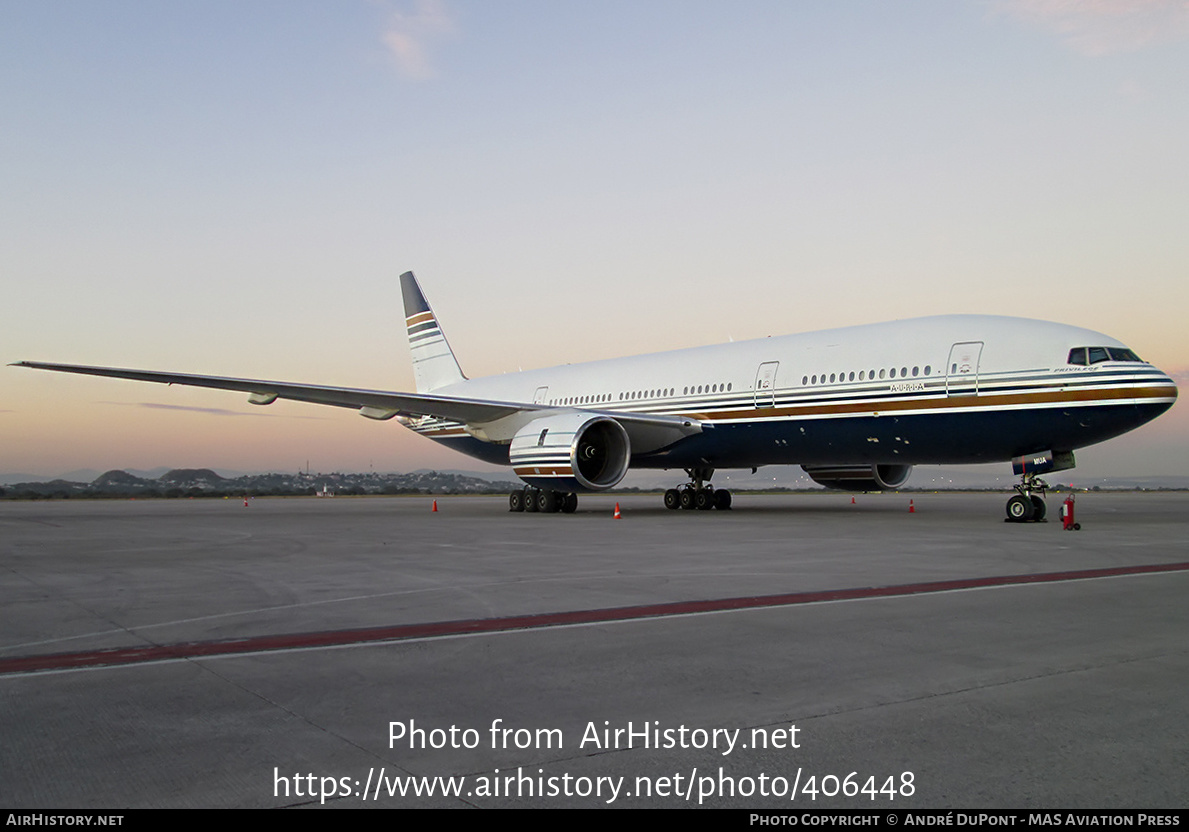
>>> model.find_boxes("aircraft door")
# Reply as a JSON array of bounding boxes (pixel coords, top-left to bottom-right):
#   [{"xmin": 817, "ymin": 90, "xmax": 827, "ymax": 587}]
[
  {"xmin": 946, "ymin": 342, "xmax": 983, "ymax": 396},
  {"xmin": 533, "ymin": 386, "xmax": 549, "ymax": 404},
  {"xmin": 754, "ymin": 362, "xmax": 779, "ymax": 408}
]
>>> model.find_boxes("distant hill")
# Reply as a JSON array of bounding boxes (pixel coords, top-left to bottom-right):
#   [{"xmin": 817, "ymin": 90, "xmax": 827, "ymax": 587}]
[
  {"xmin": 0, "ymin": 469, "xmax": 521, "ymax": 499},
  {"xmin": 0, "ymin": 467, "xmax": 176, "ymax": 485},
  {"xmin": 158, "ymin": 468, "xmax": 226, "ymax": 487},
  {"xmin": 92, "ymin": 469, "xmax": 150, "ymax": 488}
]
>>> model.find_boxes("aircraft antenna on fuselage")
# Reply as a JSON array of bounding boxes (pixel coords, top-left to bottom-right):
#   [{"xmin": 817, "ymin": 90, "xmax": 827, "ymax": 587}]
[{"xmin": 400, "ymin": 271, "xmax": 466, "ymax": 392}]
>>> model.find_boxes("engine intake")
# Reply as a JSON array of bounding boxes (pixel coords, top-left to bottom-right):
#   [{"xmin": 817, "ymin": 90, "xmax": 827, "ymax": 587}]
[
  {"xmin": 510, "ymin": 413, "xmax": 631, "ymax": 492},
  {"xmin": 802, "ymin": 464, "xmax": 912, "ymax": 492}
]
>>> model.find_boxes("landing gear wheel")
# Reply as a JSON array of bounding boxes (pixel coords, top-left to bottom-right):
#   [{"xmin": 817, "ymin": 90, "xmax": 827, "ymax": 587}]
[
  {"xmin": 1006, "ymin": 494, "xmax": 1035, "ymax": 522},
  {"xmin": 1007, "ymin": 471, "xmax": 1049, "ymax": 524},
  {"xmin": 1030, "ymin": 495, "xmax": 1046, "ymax": 522},
  {"xmin": 561, "ymin": 492, "xmax": 578, "ymax": 513},
  {"xmin": 714, "ymin": 489, "xmax": 732, "ymax": 510},
  {"xmin": 538, "ymin": 489, "xmax": 559, "ymax": 513},
  {"xmin": 525, "ymin": 488, "xmax": 539, "ymax": 512},
  {"xmin": 509, "ymin": 491, "xmax": 525, "ymax": 512},
  {"xmin": 663, "ymin": 489, "xmax": 681, "ymax": 510},
  {"xmin": 694, "ymin": 489, "xmax": 713, "ymax": 510},
  {"xmin": 679, "ymin": 488, "xmax": 695, "ymax": 510}
]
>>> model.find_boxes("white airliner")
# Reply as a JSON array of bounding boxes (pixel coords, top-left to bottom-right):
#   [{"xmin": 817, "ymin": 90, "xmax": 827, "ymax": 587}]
[{"xmin": 15, "ymin": 272, "xmax": 1177, "ymax": 520}]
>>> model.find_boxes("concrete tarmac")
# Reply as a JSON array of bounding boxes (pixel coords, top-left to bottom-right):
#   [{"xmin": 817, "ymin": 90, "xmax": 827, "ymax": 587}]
[{"xmin": 1, "ymin": 491, "xmax": 1186, "ymax": 809}]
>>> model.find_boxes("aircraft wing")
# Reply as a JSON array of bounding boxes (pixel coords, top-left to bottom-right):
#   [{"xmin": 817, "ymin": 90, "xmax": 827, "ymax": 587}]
[{"xmin": 11, "ymin": 361, "xmax": 702, "ymax": 442}]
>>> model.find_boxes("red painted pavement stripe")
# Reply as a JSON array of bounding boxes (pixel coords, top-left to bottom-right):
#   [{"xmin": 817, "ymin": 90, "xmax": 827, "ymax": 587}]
[{"xmin": 3, "ymin": 561, "xmax": 1187, "ymax": 675}]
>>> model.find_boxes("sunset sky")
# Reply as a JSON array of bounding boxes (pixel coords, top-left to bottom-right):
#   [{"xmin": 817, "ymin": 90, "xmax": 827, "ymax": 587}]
[{"xmin": 3, "ymin": 1, "xmax": 1187, "ymax": 481}]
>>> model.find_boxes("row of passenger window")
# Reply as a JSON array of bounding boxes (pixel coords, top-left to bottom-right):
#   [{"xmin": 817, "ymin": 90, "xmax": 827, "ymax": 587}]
[
  {"xmin": 802, "ymin": 365, "xmax": 933, "ymax": 386},
  {"xmin": 550, "ymin": 393, "xmax": 614, "ymax": 406},
  {"xmin": 550, "ymin": 382, "xmax": 734, "ymax": 407},
  {"xmin": 681, "ymin": 382, "xmax": 732, "ymax": 397},
  {"xmin": 1068, "ymin": 347, "xmax": 1143, "ymax": 365}
]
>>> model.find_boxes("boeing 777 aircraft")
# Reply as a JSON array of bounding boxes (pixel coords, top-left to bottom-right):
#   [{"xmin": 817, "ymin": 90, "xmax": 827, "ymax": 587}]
[{"xmin": 15, "ymin": 271, "xmax": 1177, "ymax": 520}]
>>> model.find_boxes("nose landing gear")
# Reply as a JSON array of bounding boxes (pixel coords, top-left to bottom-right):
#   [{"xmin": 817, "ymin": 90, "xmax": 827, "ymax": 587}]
[{"xmin": 1006, "ymin": 473, "xmax": 1048, "ymax": 523}]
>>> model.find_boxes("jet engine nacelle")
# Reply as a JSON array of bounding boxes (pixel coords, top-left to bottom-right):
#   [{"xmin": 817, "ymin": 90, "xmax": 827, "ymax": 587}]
[
  {"xmin": 509, "ymin": 413, "xmax": 631, "ymax": 492},
  {"xmin": 802, "ymin": 464, "xmax": 913, "ymax": 491}
]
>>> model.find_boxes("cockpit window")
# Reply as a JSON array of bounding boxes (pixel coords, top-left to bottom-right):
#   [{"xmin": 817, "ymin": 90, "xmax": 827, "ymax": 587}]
[
  {"xmin": 1107, "ymin": 347, "xmax": 1142, "ymax": 362},
  {"xmin": 1068, "ymin": 346, "xmax": 1144, "ymax": 365}
]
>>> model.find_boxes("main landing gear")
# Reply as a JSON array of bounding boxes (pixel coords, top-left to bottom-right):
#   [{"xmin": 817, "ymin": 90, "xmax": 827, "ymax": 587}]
[
  {"xmin": 509, "ymin": 486, "xmax": 578, "ymax": 514},
  {"xmin": 1005, "ymin": 473, "xmax": 1048, "ymax": 523},
  {"xmin": 664, "ymin": 467, "xmax": 732, "ymax": 511}
]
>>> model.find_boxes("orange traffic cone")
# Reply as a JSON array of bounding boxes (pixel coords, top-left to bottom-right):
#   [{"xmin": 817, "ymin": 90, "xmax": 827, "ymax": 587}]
[
  {"xmin": 243, "ymin": 497, "xmax": 249, "ymax": 507},
  {"xmin": 432, "ymin": 499, "xmax": 438, "ymax": 512},
  {"xmin": 909, "ymin": 499, "xmax": 915, "ymax": 513},
  {"xmin": 851, "ymin": 496, "xmax": 856, "ymax": 504},
  {"xmin": 613, "ymin": 502, "xmax": 622, "ymax": 519}
]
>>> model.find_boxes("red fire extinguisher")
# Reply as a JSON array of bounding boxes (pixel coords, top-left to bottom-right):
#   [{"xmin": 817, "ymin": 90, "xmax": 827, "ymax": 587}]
[{"xmin": 1061, "ymin": 494, "xmax": 1081, "ymax": 531}]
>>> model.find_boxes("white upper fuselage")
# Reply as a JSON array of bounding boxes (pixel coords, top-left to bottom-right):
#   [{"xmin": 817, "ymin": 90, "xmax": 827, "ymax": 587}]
[{"xmin": 429, "ymin": 314, "xmax": 1158, "ymax": 416}]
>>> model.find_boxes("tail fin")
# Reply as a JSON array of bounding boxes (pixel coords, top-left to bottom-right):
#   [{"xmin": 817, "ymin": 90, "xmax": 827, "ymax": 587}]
[{"xmin": 400, "ymin": 271, "xmax": 466, "ymax": 392}]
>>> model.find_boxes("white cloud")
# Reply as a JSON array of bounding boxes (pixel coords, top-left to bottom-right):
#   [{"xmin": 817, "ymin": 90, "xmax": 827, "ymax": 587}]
[
  {"xmin": 380, "ymin": 0, "xmax": 455, "ymax": 80},
  {"xmin": 992, "ymin": 0, "xmax": 1189, "ymax": 55}
]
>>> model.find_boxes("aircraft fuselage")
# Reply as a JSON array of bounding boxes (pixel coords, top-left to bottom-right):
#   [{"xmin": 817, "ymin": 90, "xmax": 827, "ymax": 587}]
[{"xmin": 409, "ymin": 314, "xmax": 1175, "ymax": 473}]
